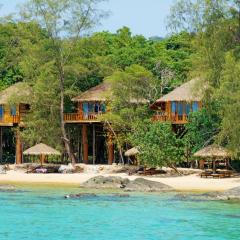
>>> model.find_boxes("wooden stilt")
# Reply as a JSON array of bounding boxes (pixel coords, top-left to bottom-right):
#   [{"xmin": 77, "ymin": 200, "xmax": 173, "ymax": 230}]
[
  {"xmin": 40, "ymin": 154, "xmax": 45, "ymax": 165},
  {"xmin": 82, "ymin": 124, "xmax": 88, "ymax": 164},
  {"xmin": 77, "ymin": 126, "xmax": 81, "ymax": 163},
  {"xmin": 15, "ymin": 130, "xmax": 23, "ymax": 164},
  {"xmin": 107, "ymin": 134, "xmax": 114, "ymax": 165},
  {"xmin": 93, "ymin": 125, "xmax": 96, "ymax": 165},
  {"xmin": 0, "ymin": 127, "xmax": 2, "ymax": 162}
]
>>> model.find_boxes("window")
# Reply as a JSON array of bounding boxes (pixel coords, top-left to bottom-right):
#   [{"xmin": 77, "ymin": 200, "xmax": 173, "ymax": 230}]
[
  {"xmin": 11, "ymin": 106, "xmax": 17, "ymax": 116},
  {"xmin": 101, "ymin": 103, "xmax": 106, "ymax": 113},
  {"xmin": 0, "ymin": 105, "xmax": 3, "ymax": 119},
  {"xmin": 186, "ymin": 103, "xmax": 191, "ymax": 115},
  {"xmin": 192, "ymin": 102, "xmax": 199, "ymax": 112},
  {"xmin": 83, "ymin": 103, "xmax": 89, "ymax": 113},
  {"xmin": 171, "ymin": 102, "xmax": 177, "ymax": 114},
  {"xmin": 178, "ymin": 102, "xmax": 183, "ymax": 116}
]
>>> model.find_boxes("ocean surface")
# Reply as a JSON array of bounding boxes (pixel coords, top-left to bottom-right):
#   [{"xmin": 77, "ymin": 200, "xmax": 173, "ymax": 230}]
[{"xmin": 0, "ymin": 186, "xmax": 240, "ymax": 240}]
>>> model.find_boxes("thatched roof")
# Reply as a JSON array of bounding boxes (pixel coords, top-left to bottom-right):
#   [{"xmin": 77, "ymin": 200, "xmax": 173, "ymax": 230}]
[
  {"xmin": 72, "ymin": 81, "xmax": 149, "ymax": 104},
  {"xmin": 125, "ymin": 147, "xmax": 139, "ymax": 157},
  {"xmin": 23, "ymin": 143, "xmax": 61, "ymax": 155},
  {"xmin": 0, "ymin": 82, "xmax": 31, "ymax": 105},
  {"xmin": 194, "ymin": 145, "xmax": 230, "ymax": 158},
  {"xmin": 72, "ymin": 82, "xmax": 111, "ymax": 102},
  {"xmin": 151, "ymin": 78, "xmax": 203, "ymax": 109}
]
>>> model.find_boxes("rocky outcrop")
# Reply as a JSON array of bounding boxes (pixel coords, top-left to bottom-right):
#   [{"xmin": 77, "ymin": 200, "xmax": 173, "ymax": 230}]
[
  {"xmin": 220, "ymin": 186, "xmax": 240, "ymax": 200},
  {"xmin": 0, "ymin": 184, "xmax": 16, "ymax": 192},
  {"xmin": 58, "ymin": 164, "xmax": 75, "ymax": 174},
  {"xmin": 176, "ymin": 186, "xmax": 240, "ymax": 201},
  {"xmin": 124, "ymin": 178, "xmax": 173, "ymax": 192},
  {"xmin": 81, "ymin": 176, "xmax": 173, "ymax": 192},
  {"xmin": 81, "ymin": 176, "xmax": 130, "ymax": 189},
  {"xmin": 65, "ymin": 193, "xmax": 97, "ymax": 199},
  {"xmin": 0, "ymin": 165, "xmax": 6, "ymax": 174},
  {"xmin": 64, "ymin": 193, "xmax": 130, "ymax": 199}
]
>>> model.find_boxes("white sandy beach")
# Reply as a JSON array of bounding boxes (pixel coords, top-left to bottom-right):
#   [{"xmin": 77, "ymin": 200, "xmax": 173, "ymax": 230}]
[{"xmin": 1, "ymin": 170, "xmax": 240, "ymax": 191}]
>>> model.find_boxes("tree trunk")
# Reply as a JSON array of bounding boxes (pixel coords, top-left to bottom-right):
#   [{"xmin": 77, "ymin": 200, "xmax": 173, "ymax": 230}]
[
  {"xmin": 59, "ymin": 62, "xmax": 76, "ymax": 165},
  {"xmin": 105, "ymin": 120, "xmax": 124, "ymax": 164},
  {"xmin": 168, "ymin": 163, "xmax": 182, "ymax": 175}
]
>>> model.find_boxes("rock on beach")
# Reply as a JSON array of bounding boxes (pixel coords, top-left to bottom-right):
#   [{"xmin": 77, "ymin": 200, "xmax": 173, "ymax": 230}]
[{"xmin": 81, "ymin": 176, "xmax": 173, "ymax": 192}]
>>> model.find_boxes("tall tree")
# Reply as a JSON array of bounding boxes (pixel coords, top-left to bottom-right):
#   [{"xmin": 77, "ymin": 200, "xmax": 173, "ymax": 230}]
[
  {"xmin": 18, "ymin": 0, "xmax": 106, "ymax": 163},
  {"xmin": 216, "ymin": 52, "xmax": 240, "ymax": 157}
]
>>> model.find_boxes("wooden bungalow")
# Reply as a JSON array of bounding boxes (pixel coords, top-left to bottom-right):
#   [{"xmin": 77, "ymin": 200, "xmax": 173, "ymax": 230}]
[
  {"xmin": 64, "ymin": 82, "xmax": 114, "ymax": 165},
  {"xmin": 0, "ymin": 82, "xmax": 31, "ymax": 164},
  {"xmin": 151, "ymin": 79, "xmax": 203, "ymax": 124}
]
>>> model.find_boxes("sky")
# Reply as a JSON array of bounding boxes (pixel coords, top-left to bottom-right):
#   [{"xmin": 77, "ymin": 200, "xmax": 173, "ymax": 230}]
[{"xmin": 0, "ymin": 0, "xmax": 174, "ymax": 38}]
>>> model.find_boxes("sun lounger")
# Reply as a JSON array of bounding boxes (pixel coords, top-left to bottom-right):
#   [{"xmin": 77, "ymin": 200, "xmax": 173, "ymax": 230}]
[
  {"xmin": 138, "ymin": 168, "xmax": 165, "ymax": 176},
  {"xmin": 200, "ymin": 171, "xmax": 213, "ymax": 178}
]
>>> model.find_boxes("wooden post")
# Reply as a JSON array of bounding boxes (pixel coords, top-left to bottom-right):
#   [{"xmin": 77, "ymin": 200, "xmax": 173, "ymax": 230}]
[
  {"xmin": 82, "ymin": 124, "xmax": 88, "ymax": 164},
  {"xmin": 92, "ymin": 125, "xmax": 96, "ymax": 165},
  {"xmin": 0, "ymin": 127, "xmax": 2, "ymax": 163},
  {"xmin": 212, "ymin": 159, "xmax": 216, "ymax": 173},
  {"xmin": 15, "ymin": 130, "xmax": 23, "ymax": 164},
  {"xmin": 107, "ymin": 134, "xmax": 114, "ymax": 165},
  {"xmin": 40, "ymin": 154, "xmax": 45, "ymax": 165}
]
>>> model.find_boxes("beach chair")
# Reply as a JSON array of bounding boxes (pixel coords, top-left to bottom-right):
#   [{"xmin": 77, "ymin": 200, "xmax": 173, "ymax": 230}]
[{"xmin": 200, "ymin": 170, "xmax": 213, "ymax": 178}]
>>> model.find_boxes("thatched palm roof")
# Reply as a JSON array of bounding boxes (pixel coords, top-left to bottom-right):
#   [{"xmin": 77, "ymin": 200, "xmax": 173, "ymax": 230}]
[
  {"xmin": 151, "ymin": 78, "xmax": 203, "ymax": 109},
  {"xmin": 125, "ymin": 147, "xmax": 139, "ymax": 157},
  {"xmin": 23, "ymin": 143, "xmax": 61, "ymax": 155},
  {"xmin": 72, "ymin": 82, "xmax": 111, "ymax": 102},
  {"xmin": 0, "ymin": 82, "xmax": 31, "ymax": 105},
  {"xmin": 194, "ymin": 145, "xmax": 230, "ymax": 158},
  {"xmin": 72, "ymin": 82, "xmax": 149, "ymax": 104}
]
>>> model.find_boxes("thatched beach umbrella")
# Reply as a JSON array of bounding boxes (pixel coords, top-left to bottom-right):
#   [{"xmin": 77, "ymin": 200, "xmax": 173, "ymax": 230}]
[
  {"xmin": 23, "ymin": 143, "xmax": 61, "ymax": 165},
  {"xmin": 125, "ymin": 147, "xmax": 139, "ymax": 157},
  {"xmin": 194, "ymin": 145, "xmax": 231, "ymax": 173}
]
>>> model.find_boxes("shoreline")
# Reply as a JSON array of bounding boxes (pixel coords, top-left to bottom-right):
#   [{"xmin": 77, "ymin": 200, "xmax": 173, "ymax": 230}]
[{"xmin": 1, "ymin": 170, "xmax": 240, "ymax": 192}]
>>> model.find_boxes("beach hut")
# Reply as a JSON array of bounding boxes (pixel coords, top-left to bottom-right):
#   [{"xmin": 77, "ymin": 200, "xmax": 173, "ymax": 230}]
[
  {"xmin": 0, "ymin": 82, "xmax": 31, "ymax": 164},
  {"xmin": 23, "ymin": 143, "xmax": 61, "ymax": 165},
  {"xmin": 125, "ymin": 147, "xmax": 139, "ymax": 157},
  {"xmin": 194, "ymin": 145, "xmax": 231, "ymax": 175},
  {"xmin": 151, "ymin": 78, "xmax": 204, "ymax": 124},
  {"xmin": 64, "ymin": 81, "xmax": 148, "ymax": 165},
  {"xmin": 125, "ymin": 147, "xmax": 139, "ymax": 165}
]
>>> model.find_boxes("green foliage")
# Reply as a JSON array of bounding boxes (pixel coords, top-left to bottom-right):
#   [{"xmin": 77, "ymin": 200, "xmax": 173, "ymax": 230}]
[
  {"xmin": 129, "ymin": 121, "xmax": 184, "ymax": 167},
  {"xmin": 169, "ymin": 0, "xmax": 240, "ymax": 158},
  {"xmin": 102, "ymin": 65, "xmax": 154, "ymax": 134},
  {"xmin": 21, "ymin": 66, "xmax": 62, "ymax": 150},
  {"xmin": 216, "ymin": 52, "xmax": 240, "ymax": 157},
  {"xmin": 184, "ymin": 108, "xmax": 221, "ymax": 157},
  {"xmin": 153, "ymin": 32, "xmax": 193, "ymax": 86}
]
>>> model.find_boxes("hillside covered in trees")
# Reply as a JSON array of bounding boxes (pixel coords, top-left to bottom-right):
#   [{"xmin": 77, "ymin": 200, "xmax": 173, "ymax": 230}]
[{"xmin": 0, "ymin": 0, "xmax": 239, "ymax": 167}]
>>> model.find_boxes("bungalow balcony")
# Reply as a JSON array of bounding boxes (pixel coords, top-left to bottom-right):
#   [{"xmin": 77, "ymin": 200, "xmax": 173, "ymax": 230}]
[
  {"xmin": 152, "ymin": 113, "xmax": 189, "ymax": 124},
  {"xmin": 64, "ymin": 111, "xmax": 103, "ymax": 123},
  {"xmin": 0, "ymin": 113, "xmax": 20, "ymax": 126}
]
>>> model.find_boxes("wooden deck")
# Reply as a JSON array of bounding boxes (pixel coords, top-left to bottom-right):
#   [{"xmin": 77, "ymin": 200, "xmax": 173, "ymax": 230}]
[
  {"xmin": 152, "ymin": 114, "xmax": 188, "ymax": 124},
  {"xmin": 64, "ymin": 112, "xmax": 102, "ymax": 123},
  {"xmin": 0, "ymin": 114, "xmax": 20, "ymax": 126}
]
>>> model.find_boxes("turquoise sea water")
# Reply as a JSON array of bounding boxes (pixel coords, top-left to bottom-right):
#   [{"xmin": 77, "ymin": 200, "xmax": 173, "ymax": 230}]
[{"xmin": 0, "ymin": 186, "xmax": 240, "ymax": 240}]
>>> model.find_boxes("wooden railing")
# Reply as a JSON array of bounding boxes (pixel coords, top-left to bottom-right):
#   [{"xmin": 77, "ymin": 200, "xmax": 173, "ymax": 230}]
[
  {"xmin": 152, "ymin": 114, "xmax": 188, "ymax": 124},
  {"xmin": 0, "ymin": 114, "xmax": 20, "ymax": 125},
  {"xmin": 64, "ymin": 112, "xmax": 103, "ymax": 122}
]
